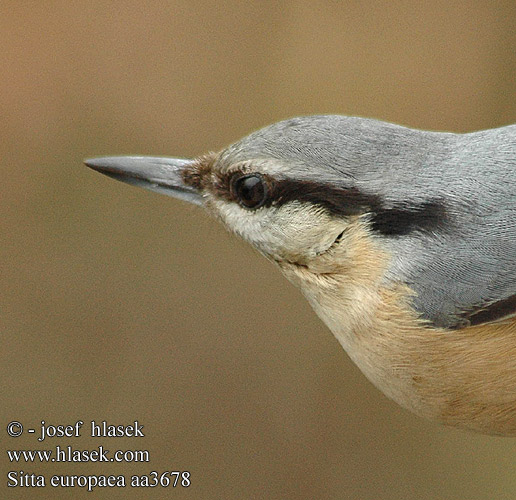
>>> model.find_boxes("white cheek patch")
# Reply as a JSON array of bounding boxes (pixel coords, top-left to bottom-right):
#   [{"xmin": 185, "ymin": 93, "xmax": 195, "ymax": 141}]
[
  {"xmin": 211, "ymin": 198, "xmax": 346, "ymax": 262},
  {"xmin": 212, "ymin": 199, "xmax": 285, "ymax": 257}
]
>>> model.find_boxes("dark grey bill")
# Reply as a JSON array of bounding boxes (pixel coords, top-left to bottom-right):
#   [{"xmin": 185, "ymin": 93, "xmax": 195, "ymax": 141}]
[{"xmin": 84, "ymin": 156, "xmax": 203, "ymax": 206}]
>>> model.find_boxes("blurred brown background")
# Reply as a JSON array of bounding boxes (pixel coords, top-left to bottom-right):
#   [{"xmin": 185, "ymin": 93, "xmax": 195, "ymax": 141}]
[{"xmin": 1, "ymin": 1, "xmax": 515, "ymax": 499}]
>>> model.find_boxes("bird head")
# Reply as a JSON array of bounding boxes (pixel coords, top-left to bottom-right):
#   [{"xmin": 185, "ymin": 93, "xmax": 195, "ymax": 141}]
[
  {"xmin": 86, "ymin": 115, "xmax": 460, "ymax": 332},
  {"xmin": 85, "ymin": 116, "xmax": 446, "ymax": 279}
]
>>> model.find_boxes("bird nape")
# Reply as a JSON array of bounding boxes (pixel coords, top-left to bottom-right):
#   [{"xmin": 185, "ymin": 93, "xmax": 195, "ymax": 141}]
[{"xmin": 85, "ymin": 115, "xmax": 516, "ymax": 436}]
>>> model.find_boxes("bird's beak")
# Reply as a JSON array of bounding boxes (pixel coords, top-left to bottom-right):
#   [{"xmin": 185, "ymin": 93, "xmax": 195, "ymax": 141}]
[{"xmin": 84, "ymin": 156, "xmax": 203, "ymax": 206}]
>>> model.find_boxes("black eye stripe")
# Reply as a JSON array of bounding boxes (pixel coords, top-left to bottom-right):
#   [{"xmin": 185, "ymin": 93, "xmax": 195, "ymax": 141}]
[
  {"xmin": 214, "ymin": 173, "xmax": 447, "ymax": 235},
  {"xmin": 370, "ymin": 201, "xmax": 447, "ymax": 236},
  {"xmin": 268, "ymin": 179, "xmax": 375, "ymax": 215},
  {"xmin": 268, "ymin": 180, "xmax": 447, "ymax": 235}
]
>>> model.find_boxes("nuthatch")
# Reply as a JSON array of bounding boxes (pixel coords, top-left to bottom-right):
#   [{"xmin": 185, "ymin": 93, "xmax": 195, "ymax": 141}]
[{"xmin": 85, "ymin": 115, "xmax": 516, "ymax": 436}]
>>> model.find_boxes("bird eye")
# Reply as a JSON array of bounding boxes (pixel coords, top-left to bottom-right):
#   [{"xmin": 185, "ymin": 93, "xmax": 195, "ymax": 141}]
[{"xmin": 232, "ymin": 174, "xmax": 268, "ymax": 209}]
